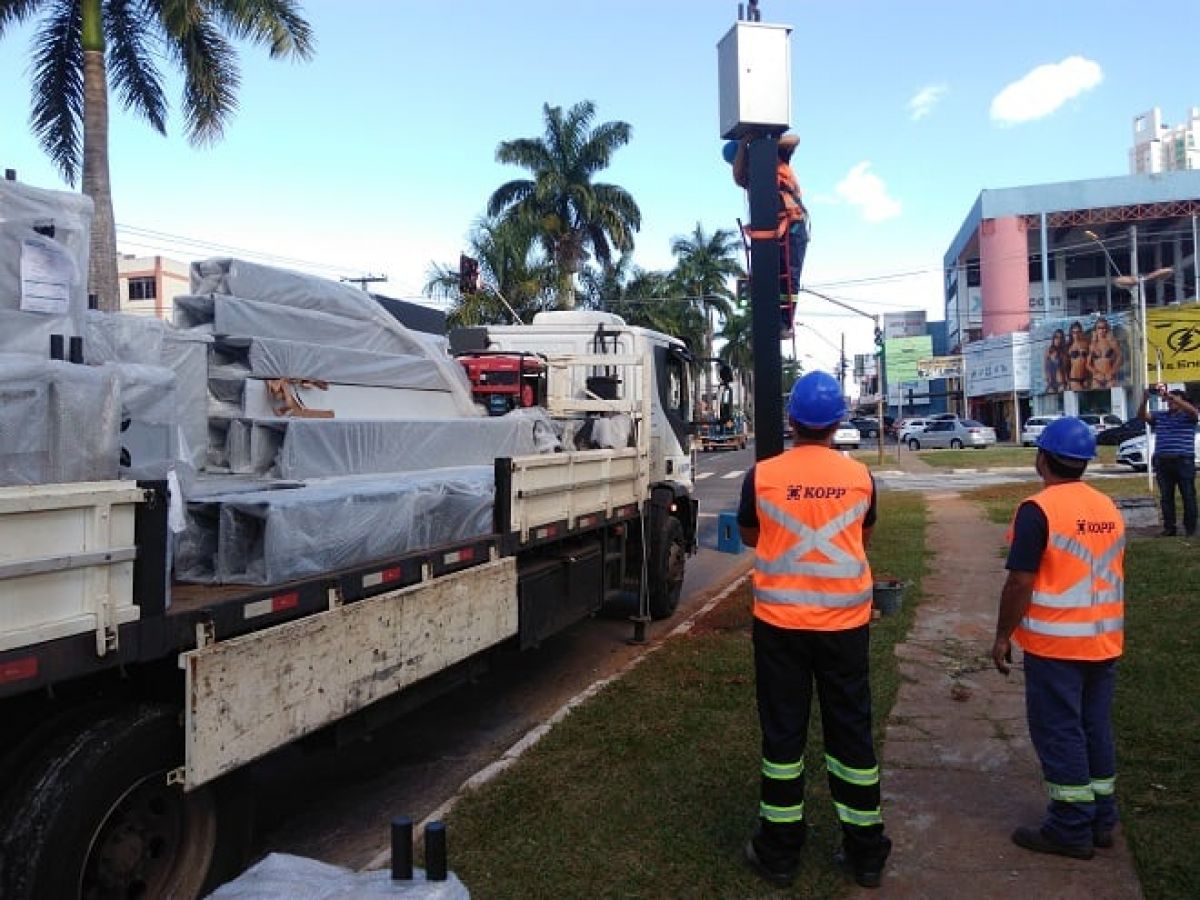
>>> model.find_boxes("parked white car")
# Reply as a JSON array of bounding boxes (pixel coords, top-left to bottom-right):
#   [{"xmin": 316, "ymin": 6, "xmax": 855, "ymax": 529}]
[
  {"xmin": 1020, "ymin": 415, "xmax": 1061, "ymax": 447},
  {"xmin": 1078, "ymin": 413, "xmax": 1124, "ymax": 435},
  {"xmin": 833, "ymin": 422, "xmax": 861, "ymax": 450},
  {"xmin": 1116, "ymin": 426, "xmax": 1200, "ymax": 471}
]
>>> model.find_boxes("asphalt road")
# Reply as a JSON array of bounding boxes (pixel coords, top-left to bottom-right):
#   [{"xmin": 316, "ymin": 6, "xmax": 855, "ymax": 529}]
[{"xmin": 242, "ymin": 448, "xmax": 756, "ymax": 871}]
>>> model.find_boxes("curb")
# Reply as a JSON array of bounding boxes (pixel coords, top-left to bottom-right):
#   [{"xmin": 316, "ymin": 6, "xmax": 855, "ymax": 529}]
[{"xmin": 360, "ymin": 568, "xmax": 753, "ymax": 872}]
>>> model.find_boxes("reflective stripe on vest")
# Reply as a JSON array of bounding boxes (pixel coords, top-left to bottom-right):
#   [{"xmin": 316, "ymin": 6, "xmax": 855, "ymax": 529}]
[
  {"xmin": 757, "ymin": 497, "xmax": 870, "ymax": 580},
  {"xmin": 1028, "ymin": 533, "xmax": 1125, "ymax": 608}
]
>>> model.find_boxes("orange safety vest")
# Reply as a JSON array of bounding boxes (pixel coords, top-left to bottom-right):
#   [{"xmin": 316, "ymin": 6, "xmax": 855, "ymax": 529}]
[
  {"xmin": 1010, "ymin": 482, "xmax": 1125, "ymax": 661},
  {"xmin": 777, "ymin": 162, "xmax": 806, "ymax": 228},
  {"xmin": 752, "ymin": 445, "xmax": 874, "ymax": 630}
]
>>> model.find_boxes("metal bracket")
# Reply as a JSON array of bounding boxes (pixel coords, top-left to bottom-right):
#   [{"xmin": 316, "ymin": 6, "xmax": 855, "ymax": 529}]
[
  {"xmin": 327, "ymin": 586, "xmax": 345, "ymax": 610},
  {"xmin": 166, "ymin": 766, "xmax": 186, "ymax": 786},
  {"xmin": 195, "ymin": 620, "xmax": 215, "ymax": 649}
]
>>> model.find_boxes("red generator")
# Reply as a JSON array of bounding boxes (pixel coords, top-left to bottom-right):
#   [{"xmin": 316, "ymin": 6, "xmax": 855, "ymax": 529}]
[{"xmin": 457, "ymin": 352, "xmax": 548, "ymax": 416}]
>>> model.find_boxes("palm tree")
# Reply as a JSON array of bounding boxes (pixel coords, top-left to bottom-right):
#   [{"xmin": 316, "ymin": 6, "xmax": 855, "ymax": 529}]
[
  {"xmin": 668, "ymin": 222, "xmax": 744, "ymax": 416},
  {"xmin": 2, "ymin": 0, "xmax": 314, "ymax": 311},
  {"xmin": 488, "ymin": 100, "xmax": 641, "ymax": 310},
  {"xmin": 426, "ymin": 216, "xmax": 555, "ymax": 328},
  {"xmin": 718, "ymin": 298, "xmax": 754, "ymax": 424}
]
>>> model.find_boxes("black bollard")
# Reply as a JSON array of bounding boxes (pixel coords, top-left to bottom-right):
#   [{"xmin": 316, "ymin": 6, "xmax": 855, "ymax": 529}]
[
  {"xmin": 68, "ymin": 336, "xmax": 83, "ymax": 364},
  {"xmin": 49, "ymin": 334, "xmax": 64, "ymax": 360},
  {"xmin": 390, "ymin": 816, "xmax": 413, "ymax": 881},
  {"xmin": 424, "ymin": 821, "xmax": 447, "ymax": 881}
]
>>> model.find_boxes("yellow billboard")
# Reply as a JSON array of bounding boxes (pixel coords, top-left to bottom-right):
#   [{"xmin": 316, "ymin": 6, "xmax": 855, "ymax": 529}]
[{"xmin": 1147, "ymin": 305, "xmax": 1200, "ymax": 382}]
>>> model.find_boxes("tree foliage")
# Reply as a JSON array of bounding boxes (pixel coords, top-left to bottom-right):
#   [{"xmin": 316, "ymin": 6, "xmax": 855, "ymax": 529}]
[{"xmin": 487, "ymin": 100, "xmax": 641, "ymax": 308}]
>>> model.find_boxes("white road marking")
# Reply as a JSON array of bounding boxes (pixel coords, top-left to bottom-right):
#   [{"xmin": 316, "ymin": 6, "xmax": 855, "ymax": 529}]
[
  {"xmin": 695, "ymin": 471, "xmax": 714, "ymax": 480},
  {"xmin": 721, "ymin": 470, "xmax": 745, "ymax": 479}
]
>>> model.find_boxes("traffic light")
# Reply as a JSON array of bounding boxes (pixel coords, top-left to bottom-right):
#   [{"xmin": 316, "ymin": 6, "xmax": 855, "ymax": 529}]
[
  {"xmin": 458, "ymin": 254, "xmax": 480, "ymax": 294},
  {"xmin": 874, "ymin": 326, "xmax": 884, "ymax": 353},
  {"xmin": 718, "ymin": 362, "xmax": 734, "ymax": 384}
]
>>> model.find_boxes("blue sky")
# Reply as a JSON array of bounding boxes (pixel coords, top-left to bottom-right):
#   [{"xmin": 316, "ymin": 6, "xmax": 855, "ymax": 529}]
[{"xmin": 2, "ymin": 0, "xmax": 1197, "ymax": 369}]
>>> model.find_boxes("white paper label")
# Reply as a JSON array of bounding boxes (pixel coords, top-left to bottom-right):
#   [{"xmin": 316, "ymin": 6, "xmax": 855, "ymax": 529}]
[{"xmin": 19, "ymin": 237, "xmax": 72, "ymax": 314}]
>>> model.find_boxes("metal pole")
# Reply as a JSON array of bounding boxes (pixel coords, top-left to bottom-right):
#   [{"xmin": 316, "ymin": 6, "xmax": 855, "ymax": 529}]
[
  {"xmin": 876, "ymin": 316, "xmax": 885, "ymax": 466},
  {"xmin": 1193, "ymin": 215, "xmax": 1199, "ymax": 299},
  {"xmin": 1040, "ymin": 213, "xmax": 1050, "ymax": 320},
  {"xmin": 748, "ymin": 136, "xmax": 784, "ymax": 462}
]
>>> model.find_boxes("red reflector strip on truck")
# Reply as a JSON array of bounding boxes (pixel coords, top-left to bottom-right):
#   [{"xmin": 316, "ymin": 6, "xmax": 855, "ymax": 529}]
[
  {"xmin": 243, "ymin": 592, "xmax": 300, "ymax": 620},
  {"xmin": 363, "ymin": 567, "xmax": 403, "ymax": 588},
  {"xmin": 0, "ymin": 655, "xmax": 38, "ymax": 685},
  {"xmin": 442, "ymin": 547, "xmax": 476, "ymax": 566}
]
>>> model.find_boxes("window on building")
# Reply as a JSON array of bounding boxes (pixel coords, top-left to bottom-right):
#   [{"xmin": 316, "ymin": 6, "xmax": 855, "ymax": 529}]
[
  {"xmin": 1027, "ymin": 257, "xmax": 1056, "ymax": 280},
  {"xmin": 127, "ymin": 277, "xmax": 156, "ymax": 301},
  {"xmin": 1065, "ymin": 253, "xmax": 1109, "ymax": 280},
  {"xmin": 965, "ymin": 261, "xmax": 981, "ymax": 287}
]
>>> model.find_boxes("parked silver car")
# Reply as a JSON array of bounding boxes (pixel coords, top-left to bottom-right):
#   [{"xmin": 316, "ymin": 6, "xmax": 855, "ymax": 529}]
[
  {"xmin": 1020, "ymin": 415, "xmax": 1061, "ymax": 447},
  {"xmin": 907, "ymin": 418, "xmax": 997, "ymax": 450}
]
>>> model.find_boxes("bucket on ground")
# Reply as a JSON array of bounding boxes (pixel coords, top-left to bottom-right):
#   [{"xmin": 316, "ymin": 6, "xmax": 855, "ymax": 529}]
[
  {"xmin": 717, "ymin": 510, "xmax": 744, "ymax": 554},
  {"xmin": 873, "ymin": 578, "xmax": 904, "ymax": 615}
]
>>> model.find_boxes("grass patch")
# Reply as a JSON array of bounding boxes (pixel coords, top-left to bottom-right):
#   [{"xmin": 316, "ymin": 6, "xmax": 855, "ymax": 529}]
[
  {"xmin": 910, "ymin": 445, "xmax": 1118, "ymax": 469},
  {"xmin": 963, "ymin": 475, "xmax": 1153, "ymax": 525},
  {"xmin": 444, "ymin": 493, "xmax": 929, "ymax": 898},
  {"xmin": 961, "ymin": 485, "xmax": 1196, "ymax": 899},
  {"xmin": 1117, "ymin": 540, "xmax": 1200, "ymax": 899}
]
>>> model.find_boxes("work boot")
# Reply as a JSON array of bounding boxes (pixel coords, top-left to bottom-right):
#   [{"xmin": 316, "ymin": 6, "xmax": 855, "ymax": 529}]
[
  {"xmin": 834, "ymin": 835, "xmax": 892, "ymax": 889},
  {"xmin": 743, "ymin": 839, "xmax": 798, "ymax": 888},
  {"xmin": 1012, "ymin": 826, "xmax": 1094, "ymax": 860},
  {"xmin": 1158, "ymin": 528, "xmax": 1177, "ymax": 537}
]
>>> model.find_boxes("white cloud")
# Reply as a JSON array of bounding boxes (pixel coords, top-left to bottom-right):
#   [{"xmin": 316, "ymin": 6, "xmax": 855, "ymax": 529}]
[
  {"xmin": 835, "ymin": 162, "xmax": 901, "ymax": 223},
  {"xmin": 990, "ymin": 56, "xmax": 1103, "ymax": 126},
  {"xmin": 908, "ymin": 84, "xmax": 948, "ymax": 121}
]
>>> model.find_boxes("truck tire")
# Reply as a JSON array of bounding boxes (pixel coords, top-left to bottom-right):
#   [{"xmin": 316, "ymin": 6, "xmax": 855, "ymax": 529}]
[
  {"xmin": 648, "ymin": 516, "xmax": 686, "ymax": 620},
  {"xmin": 0, "ymin": 703, "xmax": 247, "ymax": 900}
]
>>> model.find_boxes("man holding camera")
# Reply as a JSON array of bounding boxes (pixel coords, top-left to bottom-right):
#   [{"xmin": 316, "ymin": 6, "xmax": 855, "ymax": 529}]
[{"xmin": 1137, "ymin": 385, "xmax": 1198, "ymax": 537}]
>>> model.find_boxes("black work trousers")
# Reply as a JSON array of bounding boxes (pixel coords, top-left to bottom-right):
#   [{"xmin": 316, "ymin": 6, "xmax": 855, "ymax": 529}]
[{"xmin": 752, "ymin": 617, "xmax": 886, "ymax": 868}]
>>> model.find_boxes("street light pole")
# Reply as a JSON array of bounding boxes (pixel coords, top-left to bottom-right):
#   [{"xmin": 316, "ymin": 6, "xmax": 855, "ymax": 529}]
[
  {"xmin": 1083, "ymin": 229, "xmax": 1121, "ymax": 314},
  {"xmin": 1113, "ymin": 266, "xmax": 1173, "ymax": 491}
]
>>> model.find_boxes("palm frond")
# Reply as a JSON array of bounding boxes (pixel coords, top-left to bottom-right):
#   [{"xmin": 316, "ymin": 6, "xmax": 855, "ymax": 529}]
[
  {"xmin": 0, "ymin": 0, "xmax": 44, "ymax": 37},
  {"xmin": 29, "ymin": 0, "xmax": 83, "ymax": 183},
  {"xmin": 208, "ymin": 0, "xmax": 314, "ymax": 59},
  {"xmin": 103, "ymin": 0, "xmax": 166, "ymax": 132},
  {"xmin": 164, "ymin": 9, "xmax": 239, "ymax": 144}
]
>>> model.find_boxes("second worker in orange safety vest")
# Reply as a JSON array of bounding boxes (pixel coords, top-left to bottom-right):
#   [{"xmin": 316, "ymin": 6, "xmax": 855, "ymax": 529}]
[
  {"xmin": 992, "ymin": 416, "xmax": 1125, "ymax": 860},
  {"xmin": 737, "ymin": 371, "xmax": 891, "ymax": 890}
]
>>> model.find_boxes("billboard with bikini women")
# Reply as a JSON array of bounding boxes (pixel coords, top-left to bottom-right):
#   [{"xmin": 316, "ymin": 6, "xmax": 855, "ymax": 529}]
[{"xmin": 1030, "ymin": 311, "xmax": 1132, "ymax": 394}]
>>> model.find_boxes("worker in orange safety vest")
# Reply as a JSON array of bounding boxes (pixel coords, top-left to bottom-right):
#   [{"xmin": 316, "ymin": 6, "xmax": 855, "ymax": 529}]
[
  {"xmin": 992, "ymin": 415, "xmax": 1125, "ymax": 859},
  {"xmin": 737, "ymin": 371, "xmax": 891, "ymax": 889}
]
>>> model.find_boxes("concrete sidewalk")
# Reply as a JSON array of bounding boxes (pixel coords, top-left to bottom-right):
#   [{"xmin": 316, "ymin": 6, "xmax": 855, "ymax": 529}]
[{"xmin": 865, "ymin": 492, "xmax": 1142, "ymax": 899}]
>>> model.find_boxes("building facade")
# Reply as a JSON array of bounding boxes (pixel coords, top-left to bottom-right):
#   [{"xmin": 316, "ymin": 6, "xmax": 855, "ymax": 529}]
[
  {"xmin": 117, "ymin": 255, "xmax": 190, "ymax": 320},
  {"xmin": 1130, "ymin": 107, "xmax": 1200, "ymax": 175},
  {"xmin": 944, "ymin": 171, "xmax": 1200, "ymax": 433}
]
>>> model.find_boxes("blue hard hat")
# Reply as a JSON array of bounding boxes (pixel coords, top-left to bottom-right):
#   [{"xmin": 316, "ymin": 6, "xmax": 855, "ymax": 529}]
[
  {"xmin": 1036, "ymin": 416, "xmax": 1096, "ymax": 460},
  {"xmin": 722, "ymin": 140, "xmax": 739, "ymax": 164},
  {"xmin": 787, "ymin": 371, "xmax": 847, "ymax": 427}
]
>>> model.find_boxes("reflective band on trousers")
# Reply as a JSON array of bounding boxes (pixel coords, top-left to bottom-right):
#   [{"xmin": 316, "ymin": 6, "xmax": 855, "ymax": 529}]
[
  {"xmin": 1030, "ymin": 533, "xmax": 1125, "ymax": 608},
  {"xmin": 1046, "ymin": 782, "xmax": 1095, "ymax": 803},
  {"xmin": 833, "ymin": 801, "xmax": 883, "ymax": 827},
  {"xmin": 762, "ymin": 758, "xmax": 804, "ymax": 780},
  {"xmin": 760, "ymin": 801, "xmax": 805, "ymax": 823},
  {"xmin": 825, "ymin": 754, "xmax": 879, "ymax": 787},
  {"xmin": 1091, "ymin": 776, "xmax": 1116, "ymax": 796},
  {"xmin": 1020, "ymin": 616, "xmax": 1124, "ymax": 638},
  {"xmin": 757, "ymin": 498, "xmax": 870, "ymax": 580}
]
